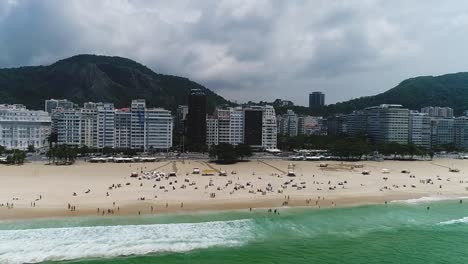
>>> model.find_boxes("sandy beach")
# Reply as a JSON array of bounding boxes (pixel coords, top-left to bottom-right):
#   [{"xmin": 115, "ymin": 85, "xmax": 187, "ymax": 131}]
[{"xmin": 0, "ymin": 158, "xmax": 468, "ymax": 220}]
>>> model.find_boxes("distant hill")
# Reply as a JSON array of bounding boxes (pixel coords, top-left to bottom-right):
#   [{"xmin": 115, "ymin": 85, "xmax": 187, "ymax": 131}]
[
  {"xmin": 0, "ymin": 54, "xmax": 230, "ymax": 112},
  {"xmin": 325, "ymin": 72, "xmax": 468, "ymax": 115}
]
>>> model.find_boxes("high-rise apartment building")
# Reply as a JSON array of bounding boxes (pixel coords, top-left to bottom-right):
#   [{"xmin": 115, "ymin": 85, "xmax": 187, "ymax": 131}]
[
  {"xmin": 262, "ymin": 105, "xmax": 278, "ymax": 150},
  {"xmin": 309, "ymin": 92, "xmax": 325, "ymax": 107},
  {"xmin": 52, "ymin": 99, "xmax": 172, "ymax": 151},
  {"xmin": 421, "ymin": 106, "xmax": 454, "ymax": 118},
  {"xmin": 45, "ymin": 99, "xmax": 76, "ymax": 114},
  {"xmin": 115, "ymin": 109, "xmax": 131, "ymax": 149},
  {"xmin": 409, "ymin": 112, "xmax": 431, "ymax": 149},
  {"xmin": 80, "ymin": 105, "xmax": 98, "ymax": 147},
  {"xmin": 187, "ymin": 89, "xmax": 207, "ymax": 146},
  {"xmin": 96, "ymin": 103, "xmax": 115, "ymax": 149},
  {"xmin": 454, "ymin": 117, "xmax": 468, "ymax": 150},
  {"xmin": 54, "ymin": 109, "xmax": 82, "ymax": 146},
  {"xmin": 0, "ymin": 104, "xmax": 51, "ymax": 150},
  {"xmin": 365, "ymin": 104, "xmax": 410, "ymax": 144},
  {"xmin": 244, "ymin": 107, "xmax": 263, "ymax": 148},
  {"xmin": 206, "ymin": 107, "xmax": 245, "ymax": 146},
  {"xmin": 430, "ymin": 118, "xmax": 455, "ymax": 147},
  {"xmin": 345, "ymin": 111, "xmax": 367, "ymax": 137},
  {"xmin": 327, "ymin": 115, "xmax": 347, "ymax": 136},
  {"xmin": 277, "ymin": 110, "xmax": 298, "ymax": 136},
  {"xmin": 207, "ymin": 105, "xmax": 277, "ymax": 150},
  {"xmin": 175, "ymin": 105, "xmax": 189, "ymax": 135},
  {"xmin": 130, "ymin": 99, "xmax": 146, "ymax": 150},
  {"xmin": 206, "ymin": 117, "xmax": 219, "ymax": 146}
]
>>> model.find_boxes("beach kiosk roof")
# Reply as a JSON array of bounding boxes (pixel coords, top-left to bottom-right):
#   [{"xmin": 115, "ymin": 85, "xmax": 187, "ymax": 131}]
[{"xmin": 202, "ymin": 169, "xmax": 216, "ymax": 176}]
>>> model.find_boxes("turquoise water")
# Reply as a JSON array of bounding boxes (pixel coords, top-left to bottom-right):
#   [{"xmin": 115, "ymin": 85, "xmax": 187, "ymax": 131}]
[{"xmin": 2, "ymin": 198, "xmax": 468, "ymax": 263}]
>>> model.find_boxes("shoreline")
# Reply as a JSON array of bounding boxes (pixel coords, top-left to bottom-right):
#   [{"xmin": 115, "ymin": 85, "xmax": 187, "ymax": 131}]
[{"xmin": 0, "ymin": 193, "xmax": 459, "ymax": 221}]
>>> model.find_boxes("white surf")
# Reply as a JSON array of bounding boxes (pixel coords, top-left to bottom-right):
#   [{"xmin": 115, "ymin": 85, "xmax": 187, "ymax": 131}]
[{"xmin": 0, "ymin": 219, "xmax": 254, "ymax": 264}]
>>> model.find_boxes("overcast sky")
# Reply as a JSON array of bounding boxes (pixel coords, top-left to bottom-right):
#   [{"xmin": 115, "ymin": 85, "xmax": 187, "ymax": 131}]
[{"xmin": 0, "ymin": 0, "xmax": 467, "ymax": 105}]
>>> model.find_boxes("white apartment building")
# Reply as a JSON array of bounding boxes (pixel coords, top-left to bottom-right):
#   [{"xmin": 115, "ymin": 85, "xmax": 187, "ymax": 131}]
[
  {"xmin": 365, "ymin": 104, "xmax": 410, "ymax": 145},
  {"xmin": 145, "ymin": 108, "xmax": 173, "ymax": 150},
  {"xmin": 262, "ymin": 105, "xmax": 278, "ymax": 150},
  {"xmin": 454, "ymin": 117, "xmax": 468, "ymax": 150},
  {"xmin": 54, "ymin": 109, "xmax": 82, "ymax": 146},
  {"xmin": 229, "ymin": 107, "xmax": 244, "ymax": 145},
  {"xmin": 52, "ymin": 99, "xmax": 173, "ymax": 151},
  {"xmin": 206, "ymin": 107, "xmax": 244, "ymax": 146},
  {"xmin": 0, "ymin": 104, "xmax": 51, "ymax": 150},
  {"xmin": 421, "ymin": 106, "xmax": 454, "ymax": 118},
  {"xmin": 206, "ymin": 105, "xmax": 277, "ymax": 150},
  {"xmin": 96, "ymin": 103, "xmax": 115, "ymax": 148},
  {"xmin": 80, "ymin": 106, "xmax": 98, "ymax": 147},
  {"xmin": 45, "ymin": 99, "xmax": 76, "ymax": 114},
  {"xmin": 206, "ymin": 118, "xmax": 219, "ymax": 146},
  {"xmin": 409, "ymin": 112, "xmax": 431, "ymax": 149}
]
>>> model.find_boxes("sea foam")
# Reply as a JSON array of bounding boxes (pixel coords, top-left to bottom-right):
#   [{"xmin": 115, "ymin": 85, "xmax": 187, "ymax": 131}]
[
  {"xmin": 438, "ymin": 217, "xmax": 468, "ymax": 226},
  {"xmin": 391, "ymin": 196, "xmax": 468, "ymax": 204},
  {"xmin": 0, "ymin": 219, "xmax": 254, "ymax": 264}
]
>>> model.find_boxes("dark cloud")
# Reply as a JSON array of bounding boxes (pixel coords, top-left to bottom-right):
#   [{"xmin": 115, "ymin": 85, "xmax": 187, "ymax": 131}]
[{"xmin": 0, "ymin": 0, "xmax": 467, "ymax": 105}]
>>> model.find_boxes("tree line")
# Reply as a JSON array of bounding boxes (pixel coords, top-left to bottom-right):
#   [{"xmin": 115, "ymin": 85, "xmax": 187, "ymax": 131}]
[
  {"xmin": 209, "ymin": 143, "xmax": 253, "ymax": 163},
  {"xmin": 278, "ymin": 134, "xmax": 435, "ymax": 161}
]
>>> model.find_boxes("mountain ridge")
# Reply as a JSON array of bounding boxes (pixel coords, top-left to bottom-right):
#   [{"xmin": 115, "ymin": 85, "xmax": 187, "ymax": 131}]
[
  {"xmin": 0, "ymin": 54, "xmax": 230, "ymax": 112},
  {"xmin": 324, "ymin": 72, "xmax": 468, "ymax": 115}
]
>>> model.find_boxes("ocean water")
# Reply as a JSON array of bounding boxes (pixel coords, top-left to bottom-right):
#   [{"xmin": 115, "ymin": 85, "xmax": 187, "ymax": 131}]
[{"xmin": 2, "ymin": 198, "xmax": 468, "ymax": 264}]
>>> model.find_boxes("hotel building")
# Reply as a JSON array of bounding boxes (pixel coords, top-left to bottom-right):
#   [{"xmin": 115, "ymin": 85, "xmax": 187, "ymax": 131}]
[{"xmin": 0, "ymin": 104, "xmax": 51, "ymax": 150}]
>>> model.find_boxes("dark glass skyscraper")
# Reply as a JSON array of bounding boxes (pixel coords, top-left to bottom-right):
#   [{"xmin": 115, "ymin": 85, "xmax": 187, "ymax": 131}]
[
  {"xmin": 309, "ymin": 92, "xmax": 325, "ymax": 107},
  {"xmin": 244, "ymin": 108, "xmax": 263, "ymax": 146},
  {"xmin": 187, "ymin": 89, "xmax": 207, "ymax": 146}
]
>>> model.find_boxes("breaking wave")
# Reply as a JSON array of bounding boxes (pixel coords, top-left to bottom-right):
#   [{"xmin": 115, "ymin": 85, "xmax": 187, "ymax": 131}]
[
  {"xmin": 392, "ymin": 196, "xmax": 468, "ymax": 204},
  {"xmin": 0, "ymin": 219, "xmax": 254, "ymax": 264},
  {"xmin": 438, "ymin": 217, "xmax": 468, "ymax": 226}
]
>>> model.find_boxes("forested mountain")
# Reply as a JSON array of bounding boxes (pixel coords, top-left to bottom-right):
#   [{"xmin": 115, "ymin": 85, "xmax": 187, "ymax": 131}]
[{"xmin": 0, "ymin": 54, "xmax": 230, "ymax": 112}]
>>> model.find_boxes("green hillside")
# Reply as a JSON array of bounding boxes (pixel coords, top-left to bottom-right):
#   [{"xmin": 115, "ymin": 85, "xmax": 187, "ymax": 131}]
[
  {"xmin": 326, "ymin": 72, "xmax": 468, "ymax": 115},
  {"xmin": 0, "ymin": 54, "xmax": 230, "ymax": 112}
]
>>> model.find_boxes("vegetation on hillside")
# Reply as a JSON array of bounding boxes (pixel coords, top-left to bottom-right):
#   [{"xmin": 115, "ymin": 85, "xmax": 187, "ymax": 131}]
[{"xmin": 0, "ymin": 54, "xmax": 231, "ymax": 113}]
